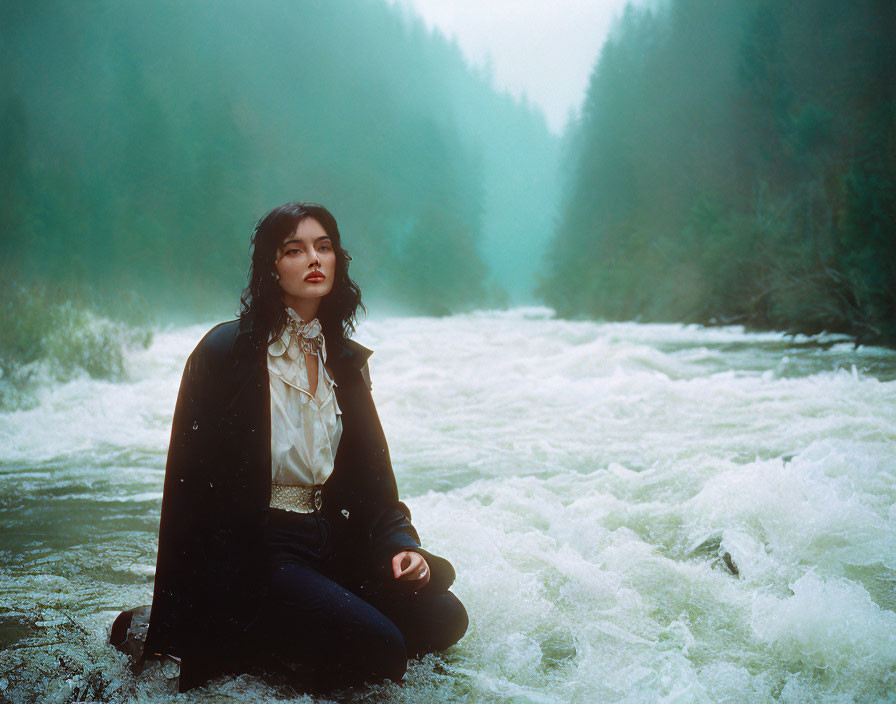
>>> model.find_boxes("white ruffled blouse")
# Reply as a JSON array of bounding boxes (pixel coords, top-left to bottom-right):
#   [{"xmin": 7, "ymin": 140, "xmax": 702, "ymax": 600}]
[{"xmin": 267, "ymin": 310, "xmax": 342, "ymax": 486}]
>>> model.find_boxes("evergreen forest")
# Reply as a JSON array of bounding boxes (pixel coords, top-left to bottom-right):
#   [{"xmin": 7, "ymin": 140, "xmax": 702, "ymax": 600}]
[
  {"xmin": 1, "ymin": 0, "xmax": 558, "ymax": 320},
  {"xmin": 543, "ymin": 0, "xmax": 896, "ymax": 344}
]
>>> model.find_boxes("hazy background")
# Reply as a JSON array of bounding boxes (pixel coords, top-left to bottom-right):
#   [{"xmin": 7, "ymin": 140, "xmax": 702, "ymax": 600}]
[
  {"xmin": 2, "ymin": 0, "xmax": 565, "ymax": 319},
  {"xmin": 3, "ymin": 0, "xmax": 893, "ymax": 355}
]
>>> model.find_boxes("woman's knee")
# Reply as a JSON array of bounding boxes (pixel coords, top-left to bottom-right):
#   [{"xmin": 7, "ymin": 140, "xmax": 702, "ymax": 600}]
[
  {"xmin": 431, "ymin": 591, "xmax": 468, "ymax": 651},
  {"xmin": 377, "ymin": 589, "xmax": 468, "ymax": 656},
  {"xmin": 343, "ymin": 604, "xmax": 408, "ymax": 681}
]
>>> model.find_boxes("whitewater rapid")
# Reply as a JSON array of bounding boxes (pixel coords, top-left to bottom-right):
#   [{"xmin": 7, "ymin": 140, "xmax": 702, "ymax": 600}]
[{"xmin": 1, "ymin": 308, "xmax": 894, "ymax": 703}]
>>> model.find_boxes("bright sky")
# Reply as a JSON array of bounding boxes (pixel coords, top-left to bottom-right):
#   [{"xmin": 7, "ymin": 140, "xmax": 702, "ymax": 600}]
[{"xmin": 387, "ymin": 0, "xmax": 639, "ymax": 134}]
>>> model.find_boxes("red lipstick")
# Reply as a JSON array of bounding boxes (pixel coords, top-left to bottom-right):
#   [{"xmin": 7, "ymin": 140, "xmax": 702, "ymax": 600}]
[{"xmin": 304, "ymin": 271, "xmax": 326, "ymax": 282}]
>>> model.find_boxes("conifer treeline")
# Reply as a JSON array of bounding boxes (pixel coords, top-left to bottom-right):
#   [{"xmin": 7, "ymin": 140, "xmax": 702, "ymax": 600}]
[
  {"xmin": 544, "ymin": 0, "xmax": 896, "ymax": 343},
  {"xmin": 1, "ymin": 0, "xmax": 556, "ymax": 317}
]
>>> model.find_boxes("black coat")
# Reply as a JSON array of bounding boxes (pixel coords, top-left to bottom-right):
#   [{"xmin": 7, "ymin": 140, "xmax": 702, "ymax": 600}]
[{"xmin": 141, "ymin": 316, "xmax": 455, "ymax": 674}]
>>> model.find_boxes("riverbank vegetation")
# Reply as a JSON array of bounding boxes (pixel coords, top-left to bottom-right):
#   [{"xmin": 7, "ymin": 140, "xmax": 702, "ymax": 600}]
[
  {"xmin": 0, "ymin": 277, "xmax": 153, "ymax": 408},
  {"xmin": 542, "ymin": 0, "xmax": 895, "ymax": 345}
]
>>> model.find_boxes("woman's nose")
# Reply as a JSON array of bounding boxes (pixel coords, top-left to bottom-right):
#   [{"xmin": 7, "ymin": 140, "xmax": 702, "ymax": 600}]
[{"xmin": 308, "ymin": 250, "xmax": 320, "ymax": 267}]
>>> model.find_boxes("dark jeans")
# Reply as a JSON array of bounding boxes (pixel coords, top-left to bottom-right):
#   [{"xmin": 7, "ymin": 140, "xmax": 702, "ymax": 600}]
[{"xmin": 238, "ymin": 507, "xmax": 468, "ymax": 687}]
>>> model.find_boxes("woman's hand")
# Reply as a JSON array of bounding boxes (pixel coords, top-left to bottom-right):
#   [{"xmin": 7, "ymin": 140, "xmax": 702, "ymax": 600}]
[{"xmin": 391, "ymin": 550, "xmax": 430, "ymax": 591}]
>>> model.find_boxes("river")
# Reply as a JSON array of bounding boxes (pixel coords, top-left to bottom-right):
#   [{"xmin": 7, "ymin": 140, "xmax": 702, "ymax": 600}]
[{"xmin": 1, "ymin": 308, "xmax": 894, "ymax": 703}]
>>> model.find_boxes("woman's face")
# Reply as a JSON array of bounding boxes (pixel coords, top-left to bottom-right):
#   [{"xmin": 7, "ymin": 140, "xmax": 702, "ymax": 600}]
[{"xmin": 274, "ymin": 217, "xmax": 336, "ymax": 312}]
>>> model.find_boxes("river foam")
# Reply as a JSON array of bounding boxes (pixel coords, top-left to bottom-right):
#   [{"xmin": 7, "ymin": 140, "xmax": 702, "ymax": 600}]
[{"xmin": 1, "ymin": 308, "xmax": 894, "ymax": 702}]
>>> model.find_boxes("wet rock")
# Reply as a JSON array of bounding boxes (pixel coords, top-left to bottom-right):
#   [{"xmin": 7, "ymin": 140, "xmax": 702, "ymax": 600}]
[
  {"xmin": 109, "ymin": 605, "xmax": 153, "ymax": 671},
  {"xmin": 688, "ymin": 534, "xmax": 739, "ymax": 577},
  {"xmin": 687, "ymin": 534, "xmax": 722, "ymax": 558},
  {"xmin": 720, "ymin": 551, "xmax": 739, "ymax": 576}
]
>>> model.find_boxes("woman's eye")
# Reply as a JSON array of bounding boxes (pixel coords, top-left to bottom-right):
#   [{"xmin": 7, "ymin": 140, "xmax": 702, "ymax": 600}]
[{"xmin": 286, "ymin": 248, "xmax": 301, "ymax": 255}]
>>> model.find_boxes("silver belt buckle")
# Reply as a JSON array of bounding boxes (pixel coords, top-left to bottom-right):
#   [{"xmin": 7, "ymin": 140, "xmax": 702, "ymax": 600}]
[{"xmin": 313, "ymin": 488, "xmax": 323, "ymax": 511}]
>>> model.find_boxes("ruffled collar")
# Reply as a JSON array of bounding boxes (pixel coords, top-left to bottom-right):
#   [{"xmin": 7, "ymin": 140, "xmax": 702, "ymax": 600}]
[{"xmin": 268, "ymin": 308, "xmax": 326, "ymax": 362}]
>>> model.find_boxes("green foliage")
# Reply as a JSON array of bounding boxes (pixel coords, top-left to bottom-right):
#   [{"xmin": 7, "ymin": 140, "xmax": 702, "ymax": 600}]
[
  {"xmin": 545, "ymin": 0, "xmax": 896, "ymax": 344},
  {"xmin": 0, "ymin": 279, "xmax": 153, "ymax": 407},
  {"xmin": 837, "ymin": 158, "xmax": 896, "ymax": 338}
]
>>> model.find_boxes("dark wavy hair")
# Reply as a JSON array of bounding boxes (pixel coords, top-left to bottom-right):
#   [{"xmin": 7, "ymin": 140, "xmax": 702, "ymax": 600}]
[{"xmin": 239, "ymin": 202, "xmax": 364, "ymax": 348}]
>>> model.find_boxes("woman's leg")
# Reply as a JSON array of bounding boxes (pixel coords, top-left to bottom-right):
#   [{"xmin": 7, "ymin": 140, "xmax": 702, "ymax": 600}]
[
  {"xmin": 363, "ymin": 588, "xmax": 468, "ymax": 657},
  {"xmin": 248, "ymin": 558, "xmax": 408, "ymax": 684}
]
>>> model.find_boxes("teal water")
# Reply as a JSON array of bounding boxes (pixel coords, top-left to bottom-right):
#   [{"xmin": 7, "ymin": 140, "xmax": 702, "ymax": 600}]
[{"xmin": 1, "ymin": 309, "xmax": 894, "ymax": 702}]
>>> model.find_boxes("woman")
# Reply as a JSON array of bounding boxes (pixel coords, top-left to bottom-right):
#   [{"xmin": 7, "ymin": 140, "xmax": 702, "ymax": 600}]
[{"xmin": 132, "ymin": 202, "xmax": 468, "ymax": 692}]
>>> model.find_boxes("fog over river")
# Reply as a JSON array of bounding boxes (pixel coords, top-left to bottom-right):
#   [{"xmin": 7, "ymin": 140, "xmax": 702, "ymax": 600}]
[{"xmin": 1, "ymin": 309, "xmax": 895, "ymax": 703}]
